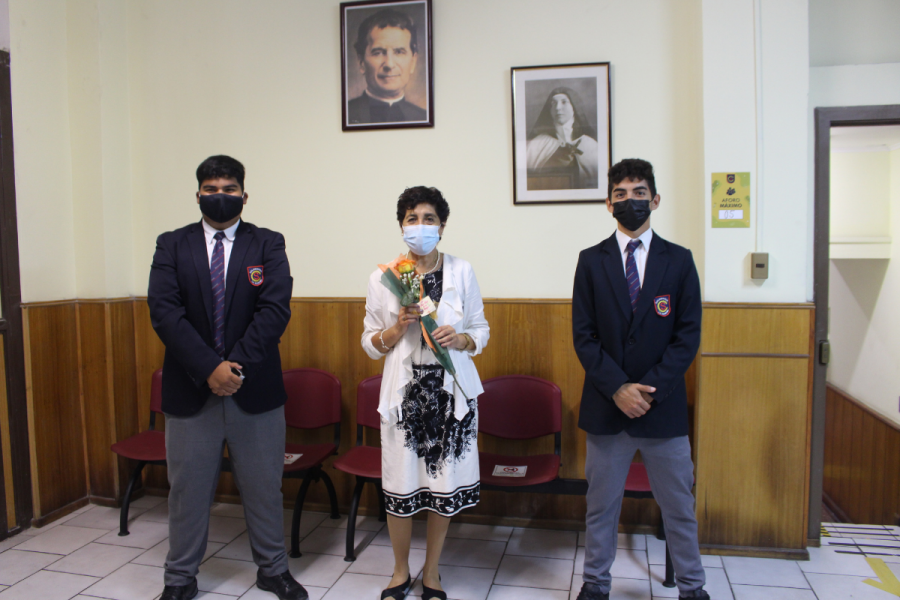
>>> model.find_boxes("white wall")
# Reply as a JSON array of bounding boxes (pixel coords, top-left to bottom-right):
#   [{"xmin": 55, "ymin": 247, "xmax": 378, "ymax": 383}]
[
  {"xmin": 829, "ymin": 151, "xmax": 890, "ymax": 239},
  {"xmin": 827, "ymin": 148, "xmax": 900, "ymax": 425},
  {"xmin": 809, "ymin": 0, "xmax": 900, "ymax": 67},
  {"xmin": 0, "ymin": 0, "xmax": 9, "ymax": 52}
]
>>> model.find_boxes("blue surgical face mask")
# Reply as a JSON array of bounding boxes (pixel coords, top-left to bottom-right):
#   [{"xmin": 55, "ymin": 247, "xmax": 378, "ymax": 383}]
[{"xmin": 403, "ymin": 224, "xmax": 441, "ymax": 255}]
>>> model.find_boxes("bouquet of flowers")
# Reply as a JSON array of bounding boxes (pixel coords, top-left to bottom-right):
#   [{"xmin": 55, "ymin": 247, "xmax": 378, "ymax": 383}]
[{"xmin": 378, "ymin": 255, "xmax": 468, "ymax": 398}]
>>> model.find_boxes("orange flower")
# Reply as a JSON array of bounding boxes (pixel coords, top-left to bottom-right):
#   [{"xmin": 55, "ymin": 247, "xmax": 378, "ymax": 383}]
[
  {"xmin": 378, "ymin": 254, "xmax": 408, "ymax": 278},
  {"xmin": 396, "ymin": 259, "xmax": 416, "ymax": 274}
]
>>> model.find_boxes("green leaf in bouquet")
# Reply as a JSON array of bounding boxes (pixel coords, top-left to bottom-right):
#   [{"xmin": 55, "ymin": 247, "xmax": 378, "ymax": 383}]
[
  {"xmin": 420, "ymin": 315, "xmax": 469, "ymax": 399},
  {"xmin": 380, "ymin": 269, "xmax": 408, "ymax": 301}
]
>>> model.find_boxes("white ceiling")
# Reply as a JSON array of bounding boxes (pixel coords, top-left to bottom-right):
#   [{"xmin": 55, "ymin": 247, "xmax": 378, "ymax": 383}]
[{"xmin": 831, "ymin": 125, "xmax": 900, "ymax": 153}]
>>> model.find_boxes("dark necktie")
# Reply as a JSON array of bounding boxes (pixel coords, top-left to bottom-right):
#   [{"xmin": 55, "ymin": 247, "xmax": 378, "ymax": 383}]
[
  {"xmin": 625, "ymin": 239, "xmax": 642, "ymax": 312},
  {"xmin": 210, "ymin": 231, "xmax": 226, "ymax": 357}
]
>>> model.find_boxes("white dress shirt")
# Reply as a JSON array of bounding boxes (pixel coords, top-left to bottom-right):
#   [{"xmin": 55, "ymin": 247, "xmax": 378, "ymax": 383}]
[
  {"xmin": 615, "ymin": 227, "xmax": 654, "ymax": 287},
  {"xmin": 202, "ymin": 218, "xmax": 240, "ymax": 290}
]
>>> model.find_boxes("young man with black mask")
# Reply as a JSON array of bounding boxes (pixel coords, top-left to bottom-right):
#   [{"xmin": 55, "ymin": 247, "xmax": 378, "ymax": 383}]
[
  {"xmin": 148, "ymin": 155, "xmax": 306, "ymax": 600},
  {"xmin": 571, "ymin": 158, "xmax": 708, "ymax": 600}
]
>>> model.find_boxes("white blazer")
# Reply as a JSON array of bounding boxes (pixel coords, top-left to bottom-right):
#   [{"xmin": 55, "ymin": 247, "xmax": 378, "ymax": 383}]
[{"xmin": 361, "ymin": 254, "xmax": 490, "ymax": 423}]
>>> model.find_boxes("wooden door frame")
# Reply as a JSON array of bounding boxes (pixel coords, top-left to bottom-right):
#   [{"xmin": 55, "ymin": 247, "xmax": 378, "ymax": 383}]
[
  {"xmin": 0, "ymin": 50, "xmax": 33, "ymax": 534},
  {"xmin": 811, "ymin": 104, "xmax": 900, "ymax": 541}
]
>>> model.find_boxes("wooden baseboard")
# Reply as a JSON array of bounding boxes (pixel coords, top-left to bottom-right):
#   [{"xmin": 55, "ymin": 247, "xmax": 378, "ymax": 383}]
[
  {"xmin": 822, "ymin": 492, "xmax": 851, "ymax": 524},
  {"xmin": 31, "ymin": 496, "xmax": 89, "ymax": 528},
  {"xmin": 807, "ymin": 537, "xmax": 821, "ymax": 548},
  {"xmin": 700, "ymin": 544, "xmax": 809, "ymax": 560}
]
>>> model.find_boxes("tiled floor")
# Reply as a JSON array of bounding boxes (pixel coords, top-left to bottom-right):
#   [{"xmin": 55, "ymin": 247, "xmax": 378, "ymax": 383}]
[{"xmin": 0, "ymin": 501, "xmax": 896, "ymax": 600}]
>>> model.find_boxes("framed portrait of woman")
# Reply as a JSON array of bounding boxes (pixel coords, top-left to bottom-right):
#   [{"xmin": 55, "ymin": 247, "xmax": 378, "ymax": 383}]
[
  {"xmin": 511, "ymin": 63, "xmax": 611, "ymax": 204},
  {"xmin": 341, "ymin": 0, "xmax": 434, "ymax": 131}
]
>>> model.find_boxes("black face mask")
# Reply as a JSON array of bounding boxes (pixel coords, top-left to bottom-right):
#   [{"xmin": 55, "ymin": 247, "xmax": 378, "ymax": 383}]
[
  {"xmin": 612, "ymin": 199, "xmax": 651, "ymax": 231},
  {"xmin": 199, "ymin": 193, "xmax": 244, "ymax": 223}
]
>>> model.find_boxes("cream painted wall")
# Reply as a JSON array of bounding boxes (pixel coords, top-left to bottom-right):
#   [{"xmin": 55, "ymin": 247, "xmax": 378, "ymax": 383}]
[
  {"xmin": 827, "ymin": 148, "xmax": 900, "ymax": 425},
  {"xmin": 829, "ymin": 151, "xmax": 890, "ymax": 239}
]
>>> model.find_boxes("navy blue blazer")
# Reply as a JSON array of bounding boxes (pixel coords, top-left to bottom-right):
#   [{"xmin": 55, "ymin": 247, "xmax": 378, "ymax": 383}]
[
  {"xmin": 148, "ymin": 220, "xmax": 293, "ymax": 417},
  {"xmin": 572, "ymin": 231, "xmax": 701, "ymax": 437}
]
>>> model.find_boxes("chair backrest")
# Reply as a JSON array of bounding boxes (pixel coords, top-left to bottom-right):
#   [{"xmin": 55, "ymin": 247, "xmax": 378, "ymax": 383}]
[
  {"xmin": 478, "ymin": 375, "xmax": 562, "ymax": 440},
  {"xmin": 150, "ymin": 368, "xmax": 164, "ymax": 415},
  {"xmin": 283, "ymin": 368, "xmax": 342, "ymax": 430},
  {"xmin": 356, "ymin": 375, "xmax": 383, "ymax": 431}
]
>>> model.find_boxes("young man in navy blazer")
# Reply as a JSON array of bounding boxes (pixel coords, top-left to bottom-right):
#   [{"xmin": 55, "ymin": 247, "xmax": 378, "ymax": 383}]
[
  {"xmin": 572, "ymin": 159, "xmax": 707, "ymax": 600},
  {"xmin": 148, "ymin": 156, "xmax": 306, "ymax": 600}
]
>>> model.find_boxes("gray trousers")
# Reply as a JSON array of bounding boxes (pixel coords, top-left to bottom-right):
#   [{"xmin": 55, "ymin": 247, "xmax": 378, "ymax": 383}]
[
  {"xmin": 584, "ymin": 432, "xmax": 705, "ymax": 594},
  {"xmin": 164, "ymin": 395, "xmax": 288, "ymax": 586}
]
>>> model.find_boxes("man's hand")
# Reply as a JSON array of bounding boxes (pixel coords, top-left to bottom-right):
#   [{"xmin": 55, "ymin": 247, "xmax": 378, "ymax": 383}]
[
  {"xmin": 207, "ymin": 361, "xmax": 244, "ymax": 396},
  {"xmin": 613, "ymin": 383, "xmax": 656, "ymax": 419}
]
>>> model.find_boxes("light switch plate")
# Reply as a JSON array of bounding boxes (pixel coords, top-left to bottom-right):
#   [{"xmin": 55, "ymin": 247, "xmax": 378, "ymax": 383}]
[{"xmin": 751, "ymin": 252, "xmax": 769, "ymax": 279}]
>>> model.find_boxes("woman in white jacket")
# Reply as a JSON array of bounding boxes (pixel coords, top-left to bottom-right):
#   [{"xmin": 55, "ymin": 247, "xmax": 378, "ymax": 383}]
[{"xmin": 361, "ymin": 186, "xmax": 489, "ymax": 600}]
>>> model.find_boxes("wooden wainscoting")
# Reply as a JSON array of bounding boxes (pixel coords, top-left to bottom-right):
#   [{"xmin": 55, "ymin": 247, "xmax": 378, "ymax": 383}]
[
  {"xmin": 695, "ymin": 304, "xmax": 814, "ymax": 558},
  {"xmin": 824, "ymin": 384, "xmax": 900, "ymax": 525}
]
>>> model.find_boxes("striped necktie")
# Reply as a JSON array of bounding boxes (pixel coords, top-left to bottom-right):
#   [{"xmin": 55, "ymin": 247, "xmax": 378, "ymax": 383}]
[
  {"xmin": 625, "ymin": 239, "xmax": 642, "ymax": 312},
  {"xmin": 210, "ymin": 231, "xmax": 226, "ymax": 357}
]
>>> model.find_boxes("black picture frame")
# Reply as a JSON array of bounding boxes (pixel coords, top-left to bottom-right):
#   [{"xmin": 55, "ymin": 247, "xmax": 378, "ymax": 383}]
[
  {"xmin": 511, "ymin": 63, "xmax": 612, "ymax": 204},
  {"xmin": 341, "ymin": 0, "xmax": 434, "ymax": 131}
]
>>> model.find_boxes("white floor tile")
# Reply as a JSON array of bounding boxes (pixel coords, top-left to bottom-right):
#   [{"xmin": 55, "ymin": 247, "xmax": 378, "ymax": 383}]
[
  {"xmin": 135, "ymin": 502, "xmax": 169, "ymax": 523},
  {"xmin": 732, "ymin": 584, "xmax": 818, "ymax": 600},
  {"xmin": 0, "ymin": 549, "xmax": 62, "ymax": 585},
  {"xmin": 506, "ymin": 527, "xmax": 578, "ymax": 560},
  {"xmin": 701, "ymin": 553, "xmax": 723, "ymax": 568},
  {"xmin": 128, "ymin": 495, "xmax": 167, "ymax": 509},
  {"xmin": 241, "ymin": 585, "xmax": 328, "ymax": 600},
  {"xmin": 347, "ymin": 543, "xmax": 425, "ymax": 578},
  {"xmin": 494, "ymin": 554, "xmax": 574, "ymax": 590},
  {"xmin": 214, "ymin": 531, "xmax": 278, "ymax": 562},
  {"xmin": 618, "ymin": 533, "xmax": 646, "ymax": 550},
  {"xmin": 321, "ymin": 572, "xmax": 391, "ymax": 600},
  {"xmin": 609, "ymin": 577, "xmax": 652, "ymax": 600},
  {"xmin": 370, "ymin": 520, "xmax": 429, "ymax": 549},
  {"xmin": 209, "ymin": 502, "xmax": 246, "ymax": 518},
  {"xmin": 45, "ymin": 542, "xmax": 143, "ymax": 577},
  {"xmin": 578, "ymin": 531, "xmax": 586, "ymax": 547},
  {"xmin": 133, "ymin": 538, "xmax": 224, "ymax": 567},
  {"xmin": 609, "ymin": 548, "xmax": 649, "ymax": 580},
  {"xmin": 196, "ymin": 557, "xmax": 258, "ymax": 596},
  {"xmin": 723, "ymin": 556, "xmax": 809, "ymax": 589},
  {"xmin": 648, "ymin": 563, "xmax": 679, "ymax": 599},
  {"xmin": 575, "ymin": 547, "xmax": 585, "ymax": 575},
  {"xmin": 65, "ymin": 505, "xmax": 149, "ymax": 531},
  {"xmin": 799, "ymin": 546, "xmax": 877, "ymax": 576},
  {"xmin": 82, "ymin": 562, "xmax": 164, "ymax": 600},
  {"xmin": 806, "ymin": 571, "xmax": 899, "ymax": 599},
  {"xmin": 647, "ymin": 533, "xmax": 666, "ymax": 565},
  {"xmin": 0, "ymin": 570, "xmax": 97, "ymax": 600},
  {"xmin": 447, "ymin": 523, "xmax": 514, "ymax": 542},
  {"xmin": 409, "ymin": 565, "xmax": 495, "ymax": 600},
  {"xmin": 438, "ymin": 538, "xmax": 507, "ymax": 569},
  {"xmin": 489, "ymin": 584, "xmax": 569, "ymax": 600},
  {"xmin": 0, "ymin": 536, "xmax": 26, "ymax": 554},
  {"xmin": 192, "ymin": 592, "xmax": 238, "ymax": 600},
  {"xmin": 317, "ymin": 514, "xmax": 385, "ymax": 532},
  {"xmin": 95, "ymin": 520, "xmax": 170, "ymax": 549},
  {"xmin": 297, "ymin": 525, "xmax": 374, "ymax": 557},
  {"xmin": 207, "ymin": 515, "xmax": 247, "ymax": 544},
  {"xmin": 287, "ymin": 551, "xmax": 351, "ymax": 588},
  {"xmin": 14, "ymin": 525, "xmax": 106, "ymax": 555},
  {"xmin": 282, "ymin": 510, "xmax": 330, "ymax": 538}
]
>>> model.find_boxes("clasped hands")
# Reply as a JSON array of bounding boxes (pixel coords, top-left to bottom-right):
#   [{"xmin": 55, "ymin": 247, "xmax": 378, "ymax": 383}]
[
  {"xmin": 613, "ymin": 382, "xmax": 656, "ymax": 419},
  {"xmin": 207, "ymin": 360, "xmax": 244, "ymax": 396},
  {"xmin": 396, "ymin": 304, "xmax": 467, "ymax": 350}
]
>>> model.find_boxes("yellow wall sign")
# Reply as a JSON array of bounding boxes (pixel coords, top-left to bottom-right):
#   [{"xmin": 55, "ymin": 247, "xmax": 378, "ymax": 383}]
[{"xmin": 711, "ymin": 172, "xmax": 750, "ymax": 228}]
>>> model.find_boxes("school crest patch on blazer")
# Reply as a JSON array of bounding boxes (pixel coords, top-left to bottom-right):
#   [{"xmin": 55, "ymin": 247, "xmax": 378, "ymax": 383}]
[
  {"xmin": 248, "ymin": 266, "xmax": 264, "ymax": 286},
  {"xmin": 654, "ymin": 295, "xmax": 671, "ymax": 317}
]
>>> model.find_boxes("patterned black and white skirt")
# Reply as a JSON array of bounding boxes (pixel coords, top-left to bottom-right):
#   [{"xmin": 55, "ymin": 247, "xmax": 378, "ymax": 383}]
[{"xmin": 381, "ymin": 363, "xmax": 480, "ymax": 517}]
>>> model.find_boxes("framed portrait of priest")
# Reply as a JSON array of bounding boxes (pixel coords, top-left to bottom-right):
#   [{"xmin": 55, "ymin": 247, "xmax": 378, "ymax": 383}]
[
  {"xmin": 511, "ymin": 63, "xmax": 611, "ymax": 204},
  {"xmin": 341, "ymin": 0, "xmax": 434, "ymax": 131}
]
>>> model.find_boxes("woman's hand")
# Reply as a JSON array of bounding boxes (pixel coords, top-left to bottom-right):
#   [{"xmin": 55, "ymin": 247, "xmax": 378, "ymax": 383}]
[
  {"xmin": 395, "ymin": 304, "xmax": 422, "ymax": 334},
  {"xmin": 432, "ymin": 325, "xmax": 467, "ymax": 350}
]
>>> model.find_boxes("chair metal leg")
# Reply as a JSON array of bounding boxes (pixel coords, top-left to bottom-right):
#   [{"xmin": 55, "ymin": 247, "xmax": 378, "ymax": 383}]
[
  {"xmin": 320, "ymin": 468, "xmax": 340, "ymax": 519},
  {"xmin": 663, "ymin": 541, "xmax": 676, "ymax": 588},
  {"xmin": 289, "ymin": 471, "xmax": 315, "ymax": 558},
  {"xmin": 375, "ymin": 479, "xmax": 387, "ymax": 522},
  {"xmin": 119, "ymin": 461, "xmax": 146, "ymax": 536},
  {"xmin": 345, "ymin": 478, "xmax": 366, "ymax": 562},
  {"xmin": 657, "ymin": 517, "xmax": 666, "ymax": 541}
]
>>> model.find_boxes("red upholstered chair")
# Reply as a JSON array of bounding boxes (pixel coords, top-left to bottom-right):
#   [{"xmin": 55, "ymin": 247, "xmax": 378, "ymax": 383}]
[
  {"xmin": 478, "ymin": 375, "xmax": 562, "ymax": 491},
  {"xmin": 624, "ymin": 462, "xmax": 675, "ymax": 588},
  {"xmin": 282, "ymin": 368, "xmax": 342, "ymax": 558},
  {"xmin": 110, "ymin": 368, "xmax": 167, "ymax": 536},
  {"xmin": 331, "ymin": 374, "xmax": 385, "ymax": 561}
]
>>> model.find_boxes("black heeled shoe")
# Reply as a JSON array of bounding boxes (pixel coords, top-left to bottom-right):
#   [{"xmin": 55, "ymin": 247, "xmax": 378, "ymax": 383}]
[
  {"xmin": 421, "ymin": 576, "xmax": 447, "ymax": 600},
  {"xmin": 380, "ymin": 575, "xmax": 412, "ymax": 600}
]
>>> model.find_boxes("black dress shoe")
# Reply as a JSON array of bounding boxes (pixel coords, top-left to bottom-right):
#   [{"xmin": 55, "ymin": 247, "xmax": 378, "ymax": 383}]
[
  {"xmin": 160, "ymin": 579, "xmax": 198, "ymax": 600},
  {"xmin": 256, "ymin": 570, "xmax": 309, "ymax": 600},
  {"xmin": 680, "ymin": 590, "xmax": 710, "ymax": 599},
  {"xmin": 381, "ymin": 575, "xmax": 412, "ymax": 599},
  {"xmin": 575, "ymin": 582, "xmax": 609, "ymax": 600}
]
